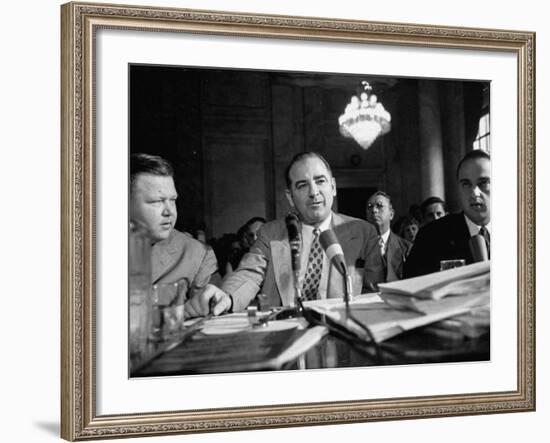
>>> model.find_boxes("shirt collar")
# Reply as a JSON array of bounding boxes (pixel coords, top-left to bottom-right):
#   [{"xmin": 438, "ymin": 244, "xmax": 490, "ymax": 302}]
[
  {"xmin": 464, "ymin": 213, "xmax": 491, "ymax": 237},
  {"xmin": 301, "ymin": 212, "xmax": 333, "ymax": 234},
  {"xmin": 380, "ymin": 229, "xmax": 391, "ymax": 245}
]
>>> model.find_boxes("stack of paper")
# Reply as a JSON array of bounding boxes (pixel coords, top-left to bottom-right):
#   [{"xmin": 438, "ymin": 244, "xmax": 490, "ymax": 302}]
[
  {"xmin": 378, "ymin": 261, "xmax": 490, "ymax": 300},
  {"xmin": 307, "ymin": 262, "xmax": 490, "ymax": 343}
]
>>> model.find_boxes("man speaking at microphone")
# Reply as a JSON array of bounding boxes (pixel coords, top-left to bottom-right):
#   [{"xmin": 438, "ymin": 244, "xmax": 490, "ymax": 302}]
[
  {"xmin": 190, "ymin": 152, "xmax": 382, "ymax": 316},
  {"xmin": 404, "ymin": 150, "xmax": 491, "ymax": 278}
]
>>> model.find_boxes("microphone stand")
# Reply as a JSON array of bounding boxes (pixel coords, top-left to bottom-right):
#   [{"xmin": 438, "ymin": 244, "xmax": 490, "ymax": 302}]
[{"xmin": 293, "ymin": 269, "xmax": 305, "ymax": 316}]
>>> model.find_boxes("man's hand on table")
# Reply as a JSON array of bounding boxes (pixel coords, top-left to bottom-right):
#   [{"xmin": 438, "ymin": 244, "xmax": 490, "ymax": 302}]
[{"xmin": 185, "ymin": 284, "xmax": 232, "ymax": 318}]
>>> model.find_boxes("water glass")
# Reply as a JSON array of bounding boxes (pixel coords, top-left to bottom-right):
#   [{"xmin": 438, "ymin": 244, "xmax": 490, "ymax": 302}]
[{"xmin": 440, "ymin": 259, "xmax": 466, "ymax": 271}]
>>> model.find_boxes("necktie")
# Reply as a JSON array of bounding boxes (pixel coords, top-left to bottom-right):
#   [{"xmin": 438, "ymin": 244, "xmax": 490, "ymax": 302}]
[
  {"xmin": 378, "ymin": 235, "xmax": 386, "ymax": 256},
  {"xmin": 379, "ymin": 235, "xmax": 388, "ymax": 279},
  {"xmin": 302, "ymin": 228, "xmax": 323, "ymax": 301},
  {"xmin": 479, "ymin": 226, "xmax": 491, "ymax": 258}
]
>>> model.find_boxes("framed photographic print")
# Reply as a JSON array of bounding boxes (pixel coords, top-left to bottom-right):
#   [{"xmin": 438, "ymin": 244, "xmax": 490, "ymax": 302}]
[{"xmin": 61, "ymin": 1, "xmax": 535, "ymax": 440}]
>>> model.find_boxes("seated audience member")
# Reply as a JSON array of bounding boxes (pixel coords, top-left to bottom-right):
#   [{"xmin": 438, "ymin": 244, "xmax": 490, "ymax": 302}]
[
  {"xmin": 404, "ymin": 150, "xmax": 491, "ymax": 278},
  {"xmin": 366, "ymin": 191, "xmax": 412, "ymax": 282},
  {"xmin": 240, "ymin": 216, "xmax": 266, "ymax": 251},
  {"xmin": 224, "ymin": 217, "xmax": 267, "ymax": 275},
  {"xmin": 189, "ymin": 151, "xmax": 382, "ymax": 316},
  {"xmin": 420, "ymin": 196, "xmax": 448, "ymax": 226},
  {"xmin": 408, "ymin": 203, "xmax": 424, "ymax": 227},
  {"xmin": 130, "ymin": 153, "xmax": 219, "ymax": 309},
  {"xmin": 399, "ymin": 216, "xmax": 420, "ymax": 243}
]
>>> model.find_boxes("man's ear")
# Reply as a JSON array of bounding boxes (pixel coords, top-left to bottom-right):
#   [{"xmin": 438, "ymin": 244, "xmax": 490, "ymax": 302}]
[
  {"xmin": 285, "ymin": 189, "xmax": 295, "ymax": 208},
  {"xmin": 331, "ymin": 177, "xmax": 337, "ymax": 197}
]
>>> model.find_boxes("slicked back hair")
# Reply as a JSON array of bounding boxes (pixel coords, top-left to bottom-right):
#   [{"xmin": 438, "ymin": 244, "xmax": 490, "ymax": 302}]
[
  {"xmin": 284, "ymin": 151, "xmax": 333, "ymax": 189},
  {"xmin": 130, "ymin": 153, "xmax": 174, "ymax": 193},
  {"xmin": 421, "ymin": 196, "xmax": 447, "ymax": 216},
  {"xmin": 368, "ymin": 190, "xmax": 393, "ymax": 209},
  {"xmin": 456, "ymin": 150, "xmax": 490, "ymax": 179}
]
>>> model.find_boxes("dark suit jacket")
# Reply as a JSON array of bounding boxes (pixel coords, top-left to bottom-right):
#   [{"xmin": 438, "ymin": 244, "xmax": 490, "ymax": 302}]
[
  {"xmin": 383, "ymin": 232, "xmax": 413, "ymax": 282},
  {"xmin": 221, "ymin": 213, "xmax": 383, "ymax": 311},
  {"xmin": 403, "ymin": 213, "xmax": 473, "ymax": 278},
  {"xmin": 152, "ymin": 229, "xmax": 219, "ymax": 300}
]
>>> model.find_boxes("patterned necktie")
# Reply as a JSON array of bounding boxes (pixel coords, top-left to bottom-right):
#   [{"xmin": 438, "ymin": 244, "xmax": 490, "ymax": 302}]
[
  {"xmin": 479, "ymin": 226, "xmax": 491, "ymax": 258},
  {"xmin": 302, "ymin": 228, "xmax": 323, "ymax": 301}
]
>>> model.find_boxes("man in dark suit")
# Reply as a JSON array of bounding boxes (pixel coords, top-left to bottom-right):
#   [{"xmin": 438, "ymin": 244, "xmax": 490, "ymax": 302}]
[
  {"xmin": 404, "ymin": 150, "xmax": 491, "ymax": 278},
  {"xmin": 192, "ymin": 152, "xmax": 382, "ymax": 316},
  {"xmin": 130, "ymin": 153, "xmax": 219, "ymax": 314},
  {"xmin": 366, "ymin": 191, "xmax": 412, "ymax": 283}
]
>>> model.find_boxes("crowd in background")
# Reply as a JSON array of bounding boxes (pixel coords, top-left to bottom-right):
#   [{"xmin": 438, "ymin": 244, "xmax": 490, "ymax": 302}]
[{"xmin": 194, "ymin": 195, "xmax": 448, "ymax": 276}]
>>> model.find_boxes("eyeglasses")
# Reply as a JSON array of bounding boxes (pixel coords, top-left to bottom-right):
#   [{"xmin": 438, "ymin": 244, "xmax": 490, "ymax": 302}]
[{"xmin": 366, "ymin": 203, "xmax": 388, "ymax": 210}]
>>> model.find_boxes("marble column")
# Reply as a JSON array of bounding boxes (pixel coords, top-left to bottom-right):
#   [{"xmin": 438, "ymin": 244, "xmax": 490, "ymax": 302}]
[
  {"xmin": 441, "ymin": 82, "xmax": 467, "ymax": 212},
  {"xmin": 418, "ymin": 80, "xmax": 445, "ymax": 202}
]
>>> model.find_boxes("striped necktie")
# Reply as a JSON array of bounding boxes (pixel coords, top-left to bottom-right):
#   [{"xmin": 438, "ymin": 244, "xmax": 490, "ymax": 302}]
[{"xmin": 302, "ymin": 228, "xmax": 323, "ymax": 301}]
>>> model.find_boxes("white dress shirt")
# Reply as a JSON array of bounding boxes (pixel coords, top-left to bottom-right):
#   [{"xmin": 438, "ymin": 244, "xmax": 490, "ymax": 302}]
[
  {"xmin": 464, "ymin": 214, "xmax": 491, "ymax": 237},
  {"xmin": 379, "ymin": 228, "xmax": 391, "ymax": 256}
]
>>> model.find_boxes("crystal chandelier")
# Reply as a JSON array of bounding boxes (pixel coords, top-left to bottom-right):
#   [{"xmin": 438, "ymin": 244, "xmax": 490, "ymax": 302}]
[{"xmin": 338, "ymin": 81, "xmax": 391, "ymax": 150}]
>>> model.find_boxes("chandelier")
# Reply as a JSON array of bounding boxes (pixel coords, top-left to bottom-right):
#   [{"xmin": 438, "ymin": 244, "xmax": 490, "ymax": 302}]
[{"xmin": 338, "ymin": 81, "xmax": 391, "ymax": 150}]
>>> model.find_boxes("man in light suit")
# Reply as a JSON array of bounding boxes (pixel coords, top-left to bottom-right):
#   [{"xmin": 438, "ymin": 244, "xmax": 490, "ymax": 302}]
[
  {"xmin": 366, "ymin": 191, "xmax": 412, "ymax": 283},
  {"xmin": 130, "ymin": 153, "xmax": 218, "ymax": 313},
  {"xmin": 404, "ymin": 150, "xmax": 491, "ymax": 277},
  {"xmin": 192, "ymin": 152, "xmax": 382, "ymax": 316}
]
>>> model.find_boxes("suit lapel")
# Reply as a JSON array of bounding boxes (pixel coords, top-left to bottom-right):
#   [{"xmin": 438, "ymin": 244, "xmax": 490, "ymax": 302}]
[
  {"xmin": 386, "ymin": 233, "xmax": 402, "ymax": 280},
  {"xmin": 271, "ymin": 235, "xmax": 295, "ymax": 307},
  {"xmin": 151, "ymin": 234, "xmax": 180, "ymax": 283}
]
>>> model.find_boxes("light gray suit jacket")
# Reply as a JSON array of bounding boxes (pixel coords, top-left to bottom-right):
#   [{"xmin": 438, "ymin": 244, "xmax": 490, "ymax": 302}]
[
  {"xmin": 152, "ymin": 229, "xmax": 219, "ymax": 301},
  {"xmin": 221, "ymin": 213, "xmax": 382, "ymax": 311}
]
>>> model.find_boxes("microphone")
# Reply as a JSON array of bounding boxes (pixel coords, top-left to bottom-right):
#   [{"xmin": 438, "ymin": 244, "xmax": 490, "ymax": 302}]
[
  {"xmin": 319, "ymin": 229, "xmax": 347, "ymax": 276},
  {"xmin": 318, "ymin": 229, "xmax": 381, "ymax": 361},
  {"xmin": 285, "ymin": 212, "xmax": 302, "ymax": 273},
  {"xmin": 469, "ymin": 234, "xmax": 489, "ymax": 263}
]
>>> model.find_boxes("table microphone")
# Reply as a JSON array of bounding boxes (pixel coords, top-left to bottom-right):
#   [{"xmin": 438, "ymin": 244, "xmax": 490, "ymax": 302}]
[
  {"xmin": 319, "ymin": 229, "xmax": 347, "ymax": 276},
  {"xmin": 318, "ymin": 229, "xmax": 382, "ymax": 361},
  {"xmin": 285, "ymin": 212, "xmax": 302, "ymax": 273},
  {"xmin": 319, "ymin": 229, "xmax": 354, "ymax": 305},
  {"xmin": 469, "ymin": 234, "xmax": 489, "ymax": 262},
  {"xmin": 285, "ymin": 212, "xmax": 304, "ymax": 312}
]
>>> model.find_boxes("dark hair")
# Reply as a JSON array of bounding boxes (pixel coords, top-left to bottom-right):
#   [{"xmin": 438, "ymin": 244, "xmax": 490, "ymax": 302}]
[
  {"xmin": 367, "ymin": 190, "xmax": 393, "ymax": 209},
  {"xmin": 420, "ymin": 196, "xmax": 447, "ymax": 216},
  {"xmin": 238, "ymin": 217, "xmax": 266, "ymax": 240},
  {"xmin": 456, "ymin": 150, "xmax": 490, "ymax": 179},
  {"xmin": 398, "ymin": 216, "xmax": 420, "ymax": 237},
  {"xmin": 284, "ymin": 151, "xmax": 333, "ymax": 189},
  {"xmin": 130, "ymin": 153, "xmax": 174, "ymax": 192},
  {"xmin": 244, "ymin": 216, "xmax": 266, "ymax": 228}
]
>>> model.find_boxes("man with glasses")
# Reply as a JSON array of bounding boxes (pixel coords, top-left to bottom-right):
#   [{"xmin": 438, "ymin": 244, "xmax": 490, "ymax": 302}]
[{"xmin": 366, "ymin": 191, "xmax": 412, "ymax": 283}]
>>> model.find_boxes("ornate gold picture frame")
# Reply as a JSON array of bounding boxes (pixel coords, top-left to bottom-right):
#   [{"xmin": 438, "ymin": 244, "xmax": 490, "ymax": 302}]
[{"xmin": 61, "ymin": 1, "xmax": 535, "ymax": 440}]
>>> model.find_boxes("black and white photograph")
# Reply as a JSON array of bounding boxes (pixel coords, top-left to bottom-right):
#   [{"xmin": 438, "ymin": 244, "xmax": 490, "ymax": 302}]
[
  {"xmin": 128, "ymin": 65, "xmax": 492, "ymax": 377},
  {"xmin": 56, "ymin": 2, "xmax": 537, "ymax": 441}
]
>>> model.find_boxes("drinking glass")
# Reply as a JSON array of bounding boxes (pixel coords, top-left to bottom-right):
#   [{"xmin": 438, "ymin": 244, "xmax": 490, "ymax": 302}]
[{"xmin": 151, "ymin": 281, "xmax": 187, "ymax": 340}]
